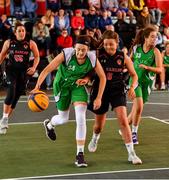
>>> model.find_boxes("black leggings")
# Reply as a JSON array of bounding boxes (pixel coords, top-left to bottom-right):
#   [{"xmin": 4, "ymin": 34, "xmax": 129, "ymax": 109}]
[{"xmin": 4, "ymin": 71, "xmax": 27, "ymax": 109}]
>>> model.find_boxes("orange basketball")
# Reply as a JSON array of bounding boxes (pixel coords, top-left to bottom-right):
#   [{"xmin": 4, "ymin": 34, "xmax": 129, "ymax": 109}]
[{"xmin": 28, "ymin": 91, "xmax": 49, "ymax": 112}]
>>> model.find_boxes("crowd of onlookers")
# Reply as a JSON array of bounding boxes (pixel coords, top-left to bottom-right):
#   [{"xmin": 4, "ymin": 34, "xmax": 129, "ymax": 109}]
[{"xmin": 1, "ymin": 0, "xmax": 169, "ymax": 90}]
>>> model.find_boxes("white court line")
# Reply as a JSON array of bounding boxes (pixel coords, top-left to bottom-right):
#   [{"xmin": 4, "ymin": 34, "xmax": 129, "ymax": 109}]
[
  {"xmin": 1, "ymin": 99, "xmax": 169, "ymax": 105},
  {"xmin": 5, "ymin": 167, "xmax": 169, "ymax": 180},
  {"xmin": 8, "ymin": 116, "xmax": 151, "ymax": 126},
  {"xmin": 148, "ymin": 116, "xmax": 169, "ymax": 125}
]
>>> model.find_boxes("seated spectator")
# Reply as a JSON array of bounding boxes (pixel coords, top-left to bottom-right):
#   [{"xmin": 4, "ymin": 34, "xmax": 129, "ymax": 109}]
[
  {"xmin": 10, "ymin": 0, "xmax": 25, "ymax": 20},
  {"xmin": 56, "ymin": 28, "xmax": 73, "ymax": 51},
  {"xmin": 0, "ymin": 14, "xmax": 13, "ymax": 41},
  {"xmin": 162, "ymin": 27, "xmax": 169, "ymax": 45},
  {"xmin": 162, "ymin": 10, "xmax": 169, "ymax": 28},
  {"xmin": 160, "ymin": 43, "xmax": 169, "ymax": 90},
  {"xmin": 86, "ymin": 28, "xmax": 101, "ymax": 50},
  {"xmin": 72, "ymin": 28, "xmax": 81, "ymax": 45},
  {"xmin": 72, "ymin": 0, "xmax": 89, "ymax": 10},
  {"xmin": 128, "ymin": 0, "xmax": 145, "ymax": 20},
  {"xmin": 32, "ymin": 20, "xmax": 51, "ymax": 57},
  {"xmin": 41, "ymin": 9, "xmax": 55, "ymax": 31},
  {"xmin": 54, "ymin": 8, "xmax": 70, "ymax": 35},
  {"xmin": 137, "ymin": 6, "xmax": 152, "ymax": 29},
  {"xmin": 84, "ymin": 6, "xmax": 99, "ymax": 32},
  {"xmin": 154, "ymin": 25, "xmax": 163, "ymax": 51},
  {"xmin": 71, "ymin": 9, "xmax": 85, "ymax": 31},
  {"xmin": 101, "ymin": 0, "xmax": 126, "ymax": 21},
  {"xmin": 22, "ymin": 0, "xmax": 38, "ymax": 22},
  {"xmin": 41, "ymin": 9, "xmax": 56, "ymax": 51},
  {"xmin": 145, "ymin": 0, "xmax": 161, "ymax": 26},
  {"xmin": 46, "ymin": 0, "xmax": 61, "ymax": 13},
  {"xmin": 119, "ymin": 0, "xmax": 134, "ymax": 23},
  {"xmin": 88, "ymin": 0, "xmax": 101, "ymax": 10},
  {"xmin": 60, "ymin": 0, "xmax": 73, "ymax": 15},
  {"xmin": 98, "ymin": 9, "xmax": 113, "ymax": 33}
]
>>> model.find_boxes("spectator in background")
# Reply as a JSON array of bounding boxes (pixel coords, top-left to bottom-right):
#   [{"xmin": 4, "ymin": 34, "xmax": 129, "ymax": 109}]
[
  {"xmin": 98, "ymin": 9, "xmax": 113, "ymax": 33},
  {"xmin": 154, "ymin": 25, "xmax": 163, "ymax": 51},
  {"xmin": 32, "ymin": 20, "xmax": 52, "ymax": 90},
  {"xmin": 71, "ymin": 9, "xmax": 85, "ymax": 31},
  {"xmin": 56, "ymin": 28, "xmax": 73, "ymax": 51},
  {"xmin": 41, "ymin": 9, "xmax": 55, "ymax": 51},
  {"xmin": 162, "ymin": 10, "xmax": 169, "ymax": 28},
  {"xmin": 128, "ymin": 0, "xmax": 145, "ymax": 20},
  {"xmin": 119, "ymin": 0, "xmax": 134, "ymax": 23},
  {"xmin": 46, "ymin": 0, "xmax": 61, "ymax": 14},
  {"xmin": 84, "ymin": 6, "xmax": 99, "ymax": 33},
  {"xmin": 145, "ymin": 0, "xmax": 161, "ymax": 26},
  {"xmin": 72, "ymin": 0, "xmax": 89, "ymax": 11},
  {"xmin": 54, "ymin": 9, "xmax": 70, "ymax": 36},
  {"xmin": 0, "ymin": 14, "xmax": 13, "ymax": 41},
  {"xmin": 10, "ymin": 0, "xmax": 25, "ymax": 20},
  {"xmin": 160, "ymin": 42, "xmax": 169, "ymax": 90},
  {"xmin": 60, "ymin": 0, "xmax": 73, "ymax": 15},
  {"xmin": 32, "ymin": 20, "xmax": 51, "ymax": 57},
  {"xmin": 101, "ymin": 0, "xmax": 125, "ymax": 21},
  {"xmin": 88, "ymin": 0, "xmax": 101, "ymax": 10},
  {"xmin": 72, "ymin": 28, "xmax": 81, "ymax": 45},
  {"xmin": 22, "ymin": 0, "xmax": 38, "ymax": 22},
  {"xmin": 162, "ymin": 27, "xmax": 169, "ymax": 46},
  {"xmin": 41, "ymin": 9, "xmax": 55, "ymax": 31},
  {"xmin": 137, "ymin": 6, "xmax": 152, "ymax": 29}
]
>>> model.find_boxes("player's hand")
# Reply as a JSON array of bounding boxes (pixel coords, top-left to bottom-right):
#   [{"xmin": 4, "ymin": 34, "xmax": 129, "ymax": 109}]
[
  {"xmin": 76, "ymin": 78, "xmax": 89, "ymax": 86},
  {"xmin": 30, "ymin": 85, "xmax": 40, "ymax": 94},
  {"xmin": 127, "ymin": 87, "xmax": 136, "ymax": 100},
  {"xmin": 93, "ymin": 97, "xmax": 101, "ymax": 110},
  {"xmin": 27, "ymin": 67, "xmax": 36, "ymax": 75},
  {"xmin": 139, "ymin": 64, "xmax": 148, "ymax": 70}
]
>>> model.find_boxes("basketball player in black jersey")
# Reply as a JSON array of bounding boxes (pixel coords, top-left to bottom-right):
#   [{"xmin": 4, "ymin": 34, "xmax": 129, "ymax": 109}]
[
  {"xmin": 87, "ymin": 30, "xmax": 142, "ymax": 164},
  {"xmin": 0, "ymin": 21, "xmax": 39, "ymax": 134}
]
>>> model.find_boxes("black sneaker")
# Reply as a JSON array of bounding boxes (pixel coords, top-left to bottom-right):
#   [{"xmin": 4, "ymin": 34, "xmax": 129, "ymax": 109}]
[
  {"xmin": 75, "ymin": 152, "xmax": 88, "ymax": 167},
  {"xmin": 43, "ymin": 119, "xmax": 56, "ymax": 141}
]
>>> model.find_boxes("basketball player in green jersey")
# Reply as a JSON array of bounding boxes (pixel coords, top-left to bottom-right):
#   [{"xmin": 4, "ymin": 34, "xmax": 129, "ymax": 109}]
[
  {"xmin": 31, "ymin": 35, "xmax": 106, "ymax": 167},
  {"xmin": 160, "ymin": 42, "xmax": 169, "ymax": 90},
  {"xmin": 128, "ymin": 26, "xmax": 162, "ymax": 145}
]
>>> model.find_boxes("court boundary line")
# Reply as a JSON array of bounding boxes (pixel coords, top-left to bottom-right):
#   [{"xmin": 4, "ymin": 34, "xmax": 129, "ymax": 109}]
[
  {"xmin": 8, "ymin": 116, "xmax": 157, "ymax": 126},
  {"xmin": 1, "ymin": 99, "xmax": 169, "ymax": 106},
  {"xmin": 5, "ymin": 167, "xmax": 169, "ymax": 180}
]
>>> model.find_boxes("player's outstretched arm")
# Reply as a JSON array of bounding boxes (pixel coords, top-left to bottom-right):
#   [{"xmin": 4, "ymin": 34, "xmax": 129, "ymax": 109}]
[{"xmin": 31, "ymin": 52, "xmax": 64, "ymax": 93}]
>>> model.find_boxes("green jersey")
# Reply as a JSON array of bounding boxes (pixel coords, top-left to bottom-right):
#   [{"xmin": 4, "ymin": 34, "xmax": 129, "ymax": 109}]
[
  {"xmin": 132, "ymin": 45, "xmax": 155, "ymax": 84},
  {"xmin": 163, "ymin": 52, "xmax": 169, "ymax": 65},
  {"xmin": 53, "ymin": 47, "xmax": 96, "ymax": 97}
]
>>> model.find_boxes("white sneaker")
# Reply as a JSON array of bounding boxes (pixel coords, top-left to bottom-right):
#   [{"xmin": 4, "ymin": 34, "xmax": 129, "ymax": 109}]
[
  {"xmin": 128, "ymin": 151, "xmax": 142, "ymax": 165},
  {"xmin": 0, "ymin": 117, "xmax": 8, "ymax": 129},
  {"xmin": 0, "ymin": 128, "xmax": 7, "ymax": 134},
  {"xmin": 88, "ymin": 138, "xmax": 98, "ymax": 152},
  {"xmin": 0, "ymin": 117, "xmax": 8, "ymax": 134},
  {"xmin": 161, "ymin": 84, "xmax": 166, "ymax": 90}
]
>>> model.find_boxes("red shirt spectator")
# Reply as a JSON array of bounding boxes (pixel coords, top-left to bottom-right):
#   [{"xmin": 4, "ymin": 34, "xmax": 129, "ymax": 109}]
[
  {"xmin": 145, "ymin": 0, "xmax": 157, "ymax": 9},
  {"xmin": 71, "ymin": 9, "xmax": 84, "ymax": 30},
  {"xmin": 162, "ymin": 11, "xmax": 169, "ymax": 28},
  {"xmin": 56, "ymin": 29, "xmax": 73, "ymax": 49}
]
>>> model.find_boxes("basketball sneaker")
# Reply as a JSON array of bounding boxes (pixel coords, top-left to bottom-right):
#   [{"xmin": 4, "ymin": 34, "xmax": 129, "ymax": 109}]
[
  {"xmin": 43, "ymin": 119, "xmax": 56, "ymax": 141},
  {"xmin": 75, "ymin": 152, "xmax": 88, "ymax": 167},
  {"xmin": 128, "ymin": 151, "xmax": 142, "ymax": 165},
  {"xmin": 132, "ymin": 132, "xmax": 139, "ymax": 145},
  {"xmin": 0, "ymin": 117, "xmax": 8, "ymax": 134},
  {"xmin": 88, "ymin": 138, "xmax": 98, "ymax": 152}
]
